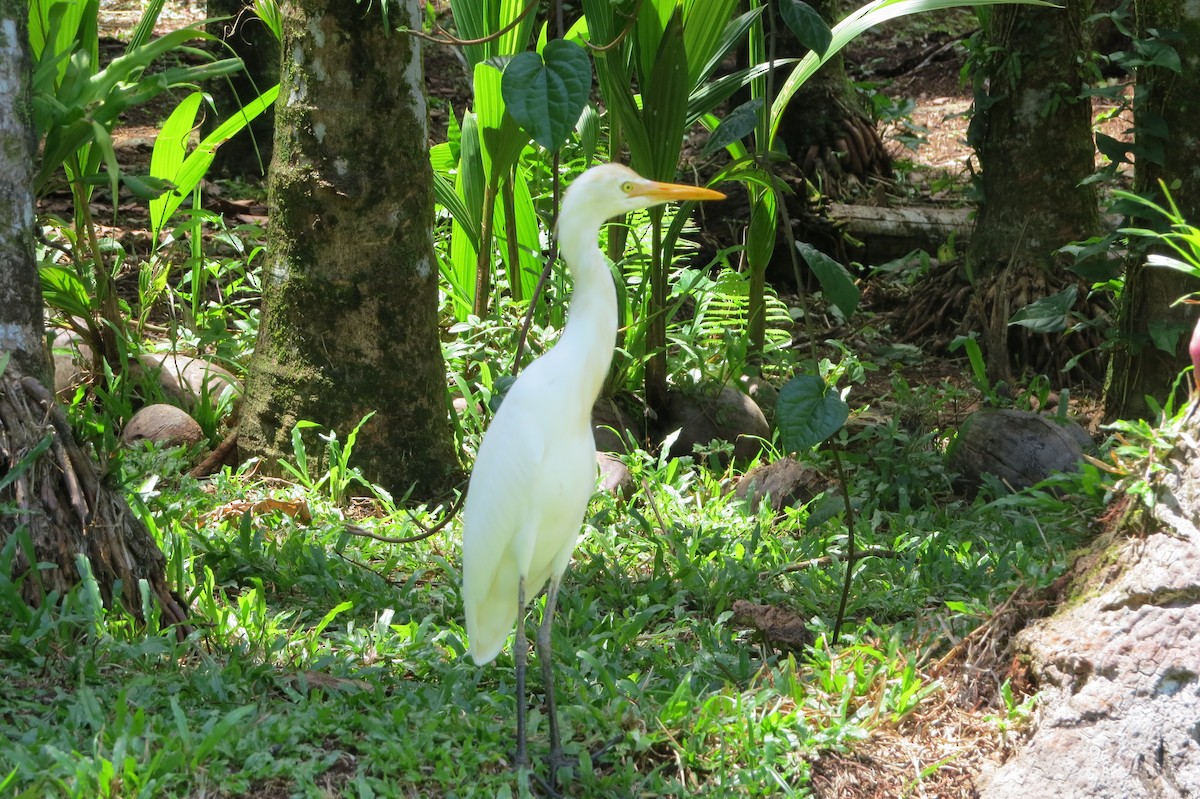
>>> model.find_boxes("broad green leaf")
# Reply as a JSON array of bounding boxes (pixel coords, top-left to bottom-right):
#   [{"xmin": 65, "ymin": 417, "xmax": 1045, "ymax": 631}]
[
  {"xmin": 797, "ymin": 241, "xmax": 860, "ymax": 318},
  {"xmin": 1148, "ymin": 320, "xmax": 1187, "ymax": 354},
  {"xmin": 702, "ymin": 98, "xmax": 763, "ymax": 156},
  {"xmin": 474, "ymin": 61, "xmax": 527, "ymax": 183},
  {"xmin": 686, "ymin": 60, "xmax": 783, "ymax": 128},
  {"xmin": 1008, "ymin": 285, "xmax": 1077, "ymax": 333},
  {"xmin": 149, "ymin": 91, "xmax": 202, "ymax": 238},
  {"xmin": 39, "ymin": 264, "xmax": 94, "ymax": 320},
  {"xmin": 777, "ymin": 374, "xmax": 849, "ymax": 452},
  {"xmin": 433, "ymin": 171, "xmax": 480, "ymax": 249},
  {"xmin": 1095, "ymin": 132, "xmax": 1129, "ymax": 164},
  {"xmin": 691, "ymin": 7, "xmax": 767, "ymax": 98},
  {"xmin": 497, "ymin": 0, "xmax": 538, "ymax": 57},
  {"xmin": 681, "ymin": 0, "xmax": 740, "ymax": 86},
  {"xmin": 779, "ymin": 0, "xmax": 832, "ymax": 56},
  {"xmin": 577, "ymin": 104, "xmax": 600, "ymax": 162},
  {"xmin": 494, "ymin": 170, "xmax": 542, "ymax": 301},
  {"xmin": 641, "ymin": 10, "xmax": 690, "ymax": 179},
  {"xmin": 501, "ymin": 39, "xmax": 592, "ymax": 151},
  {"xmin": 746, "ymin": 189, "xmax": 777, "ymax": 269},
  {"xmin": 450, "ymin": 0, "xmax": 492, "ymax": 67},
  {"xmin": 450, "ymin": 113, "xmax": 485, "ymax": 319},
  {"xmin": 149, "ymin": 85, "xmax": 279, "ymax": 241}
]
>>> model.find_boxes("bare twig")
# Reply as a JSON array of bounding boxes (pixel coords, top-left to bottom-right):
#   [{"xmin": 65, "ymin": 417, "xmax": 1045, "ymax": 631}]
[
  {"xmin": 584, "ymin": 1, "xmax": 641, "ymax": 53},
  {"xmin": 762, "ymin": 547, "xmax": 904, "ymax": 579},
  {"xmin": 189, "ymin": 431, "xmax": 239, "ymax": 478},
  {"xmin": 343, "ymin": 491, "xmax": 465, "ymax": 545},
  {"xmin": 397, "ymin": 0, "xmax": 538, "ymax": 47}
]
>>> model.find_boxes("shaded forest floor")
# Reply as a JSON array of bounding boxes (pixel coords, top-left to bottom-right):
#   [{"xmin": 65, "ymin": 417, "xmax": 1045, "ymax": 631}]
[{"xmin": 13, "ymin": 2, "xmax": 1130, "ymax": 797}]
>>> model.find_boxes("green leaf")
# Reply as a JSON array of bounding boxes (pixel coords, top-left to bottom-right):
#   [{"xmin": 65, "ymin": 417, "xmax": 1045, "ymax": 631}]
[
  {"xmin": 40, "ymin": 263, "xmax": 94, "ymax": 319},
  {"xmin": 702, "ymin": 98, "xmax": 763, "ymax": 156},
  {"xmin": 474, "ymin": 61, "xmax": 527, "ymax": 182},
  {"xmin": 1095, "ymin": 132, "xmax": 1129, "ymax": 164},
  {"xmin": 796, "ymin": 242, "xmax": 860, "ymax": 318},
  {"xmin": 501, "ymin": 39, "xmax": 591, "ymax": 151},
  {"xmin": 1148, "ymin": 319, "xmax": 1186, "ymax": 355},
  {"xmin": 149, "ymin": 85, "xmax": 278, "ymax": 241},
  {"xmin": 777, "ymin": 374, "xmax": 849, "ymax": 452},
  {"xmin": 746, "ymin": 189, "xmax": 777, "ymax": 268},
  {"xmin": 577, "ymin": 103, "xmax": 600, "ymax": 162},
  {"xmin": 779, "ymin": 0, "xmax": 832, "ymax": 56},
  {"xmin": 681, "ymin": 0, "xmax": 741, "ymax": 87},
  {"xmin": 641, "ymin": 10, "xmax": 690, "ymax": 178},
  {"xmin": 1008, "ymin": 285, "xmax": 1077, "ymax": 333},
  {"xmin": 149, "ymin": 91, "xmax": 202, "ymax": 237}
]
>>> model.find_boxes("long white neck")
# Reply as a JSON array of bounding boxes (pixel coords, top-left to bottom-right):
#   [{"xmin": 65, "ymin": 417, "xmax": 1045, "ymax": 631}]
[{"xmin": 552, "ymin": 211, "xmax": 618, "ymax": 417}]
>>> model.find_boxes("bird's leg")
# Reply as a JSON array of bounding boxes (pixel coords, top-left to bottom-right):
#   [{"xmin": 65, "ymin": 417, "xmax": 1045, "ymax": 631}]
[
  {"xmin": 537, "ymin": 576, "xmax": 565, "ymax": 790},
  {"xmin": 514, "ymin": 576, "xmax": 529, "ymax": 772}
]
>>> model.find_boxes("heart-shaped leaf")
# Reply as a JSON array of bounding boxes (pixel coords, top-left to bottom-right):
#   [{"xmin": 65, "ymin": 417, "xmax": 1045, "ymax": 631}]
[
  {"xmin": 797, "ymin": 242, "xmax": 859, "ymax": 318},
  {"xmin": 776, "ymin": 374, "xmax": 848, "ymax": 452},
  {"xmin": 501, "ymin": 39, "xmax": 592, "ymax": 152},
  {"xmin": 1008, "ymin": 285, "xmax": 1078, "ymax": 333},
  {"xmin": 779, "ymin": 0, "xmax": 832, "ymax": 57}
]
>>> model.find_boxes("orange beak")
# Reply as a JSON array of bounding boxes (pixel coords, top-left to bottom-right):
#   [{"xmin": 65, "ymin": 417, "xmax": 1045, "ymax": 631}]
[{"xmin": 629, "ymin": 179, "xmax": 726, "ymax": 202}]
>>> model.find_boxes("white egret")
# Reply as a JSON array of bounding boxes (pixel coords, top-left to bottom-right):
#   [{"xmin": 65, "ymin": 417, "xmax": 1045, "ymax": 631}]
[{"xmin": 462, "ymin": 163, "xmax": 724, "ymax": 787}]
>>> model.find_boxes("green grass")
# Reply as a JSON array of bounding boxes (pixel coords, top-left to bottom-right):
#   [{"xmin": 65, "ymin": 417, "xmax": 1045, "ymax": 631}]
[{"xmin": 0, "ymin": 414, "xmax": 1103, "ymax": 797}]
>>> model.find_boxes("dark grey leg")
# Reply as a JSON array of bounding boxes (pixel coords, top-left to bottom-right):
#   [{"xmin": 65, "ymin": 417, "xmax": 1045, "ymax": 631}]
[
  {"xmin": 537, "ymin": 576, "xmax": 564, "ymax": 790},
  {"xmin": 514, "ymin": 576, "xmax": 529, "ymax": 770}
]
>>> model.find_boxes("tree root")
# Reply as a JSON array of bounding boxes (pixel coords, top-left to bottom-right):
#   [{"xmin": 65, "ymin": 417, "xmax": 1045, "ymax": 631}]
[{"xmin": 0, "ymin": 372, "xmax": 190, "ymax": 638}]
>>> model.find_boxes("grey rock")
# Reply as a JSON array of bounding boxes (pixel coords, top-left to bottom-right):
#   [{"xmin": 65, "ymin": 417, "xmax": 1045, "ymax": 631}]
[{"xmin": 979, "ymin": 431, "xmax": 1200, "ymax": 798}]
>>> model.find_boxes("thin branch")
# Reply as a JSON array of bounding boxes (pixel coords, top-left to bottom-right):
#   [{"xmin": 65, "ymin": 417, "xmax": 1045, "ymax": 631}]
[
  {"xmin": 398, "ymin": 0, "xmax": 538, "ymax": 47},
  {"xmin": 585, "ymin": 2, "xmax": 641, "ymax": 53},
  {"xmin": 762, "ymin": 547, "xmax": 902, "ymax": 579},
  {"xmin": 343, "ymin": 491, "xmax": 465, "ymax": 545}
]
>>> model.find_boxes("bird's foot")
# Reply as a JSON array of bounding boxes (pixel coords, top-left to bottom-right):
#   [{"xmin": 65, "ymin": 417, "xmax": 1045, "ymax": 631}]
[{"xmin": 544, "ymin": 748, "xmax": 574, "ymax": 795}]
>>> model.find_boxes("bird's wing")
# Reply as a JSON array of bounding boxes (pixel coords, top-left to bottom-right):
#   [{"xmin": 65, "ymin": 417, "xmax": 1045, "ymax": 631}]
[{"xmin": 461, "ymin": 396, "xmax": 549, "ymax": 665}]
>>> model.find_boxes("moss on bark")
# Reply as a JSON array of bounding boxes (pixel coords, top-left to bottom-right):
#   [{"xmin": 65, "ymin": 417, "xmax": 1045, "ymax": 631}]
[
  {"xmin": 240, "ymin": 0, "xmax": 460, "ymax": 499},
  {"xmin": 0, "ymin": 4, "xmax": 49, "ymax": 386},
  {"xmin": 1105, "ymin": 0, "xmax": 1200, "ymax": 421}
]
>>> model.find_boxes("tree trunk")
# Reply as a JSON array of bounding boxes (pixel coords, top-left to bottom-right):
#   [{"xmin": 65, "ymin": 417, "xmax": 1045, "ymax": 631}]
[
  {"xmin": 0, "ymin": 2, "xmax": 187, "ymax": 634},
  {"xmin": 772, "ymin": 0, "xmax": 891, "ymax": 197},
  {"xmin": 0, "ymin": 9, "xmax": 49, "ymax": 387},
  {"xmin": 204, "ymin": 0, "xmax": 280, "ymax": 178},
  {"xmin": 964, "ymin": 0, "xmax": 1101, "ymax": 385},
  {"xmin": 1104, "ymin": 0, "xmax": 1200, "ymax": 421},
  {"xmin": 239, "ymin": 0, "xmax": 460, "ymax": 500}
]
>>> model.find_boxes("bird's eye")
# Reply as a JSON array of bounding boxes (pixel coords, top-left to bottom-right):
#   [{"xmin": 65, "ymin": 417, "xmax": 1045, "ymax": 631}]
[{"xmin": 620, "ymin": 181, "xmax": 634, "ymax": 193}]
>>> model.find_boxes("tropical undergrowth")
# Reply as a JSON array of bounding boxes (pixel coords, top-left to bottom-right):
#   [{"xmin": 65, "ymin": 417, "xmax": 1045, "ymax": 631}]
[{"xmin": 0, "ymin": 373, "xmax": 1105, "ymax": 796}]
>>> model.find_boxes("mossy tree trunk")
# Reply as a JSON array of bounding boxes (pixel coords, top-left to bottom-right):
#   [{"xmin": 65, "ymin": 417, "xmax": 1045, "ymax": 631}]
[
  {"xmin": 0, "ymin": 4, "xmax": 48, "ymax": 387},
  {"xmin": 1104, "ymin": 0, "xmax": 1200, "ymax": 421},
  {"xmin": 204, "ymin": 0, "xmax": 280, "ymax": 178},
  {"xmin": 239, "ymin": 0, "xmax": 460, "ymax": 500},
  {"xmin": 0, "ymin": 2, "xmax": 187, "ymax": 634},
  {"xmin": 964, "ymin": 0, "xmax": 1101, "ymax": 385}
]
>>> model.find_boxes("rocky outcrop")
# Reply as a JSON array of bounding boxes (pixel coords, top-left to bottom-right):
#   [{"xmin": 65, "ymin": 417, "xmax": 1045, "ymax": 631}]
[{"xmin": 978, "ymin": 419, "xmax": 1200, "ymax": 798}]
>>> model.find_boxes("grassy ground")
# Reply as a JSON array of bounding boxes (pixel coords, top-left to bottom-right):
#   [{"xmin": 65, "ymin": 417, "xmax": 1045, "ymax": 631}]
[{"xmin": 0, "ymin": 394, "xmax": 1105, "ymax": 797}]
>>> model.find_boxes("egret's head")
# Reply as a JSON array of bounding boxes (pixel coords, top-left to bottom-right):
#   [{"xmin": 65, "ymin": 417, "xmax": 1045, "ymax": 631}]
[{"xmin": 559, "ymin": 164, "xmax": 725, "ymax": 231}]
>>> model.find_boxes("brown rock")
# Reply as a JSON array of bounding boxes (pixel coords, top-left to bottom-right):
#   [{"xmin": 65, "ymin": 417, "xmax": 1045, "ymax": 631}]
[
  {"xmin": 659, "ymin": 386, "xmax": 770, "ymax": 462},
  {"xmin": 948, "ymin": 408, "xmax": 1091, "ymax": 492},
  {"xmin": 122, "ymin": 404, "xmax": 204, "ymax": 448},
  {"xmin": 137, "ymin": 353, "xmax": 240, "ymax": 411},
  {"xmin": 734, "ymin": 456, "xmax": 821, "ymax": 512}
]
